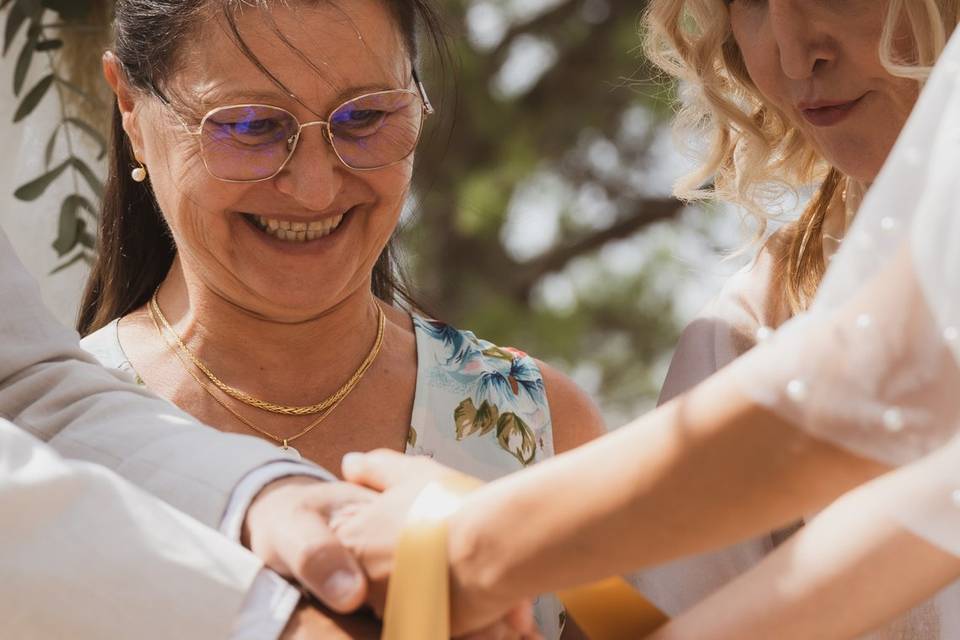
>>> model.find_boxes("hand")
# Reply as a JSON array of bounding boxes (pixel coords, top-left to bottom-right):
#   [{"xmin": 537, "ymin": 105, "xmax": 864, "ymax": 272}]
[
  {"xmin": 457, "ymin": 620, "xmax": 544, "ymax": 640},
  {"xmin": 280, "ymin": 601, "xmax": 381, "ymax": 640},
  {"xmin": 244, "ymin": 476, "xmax": 378, "ymax": 613},
  {"xmin": 336, "ymin": 450, "xmax": 534, "ymax": 636}
]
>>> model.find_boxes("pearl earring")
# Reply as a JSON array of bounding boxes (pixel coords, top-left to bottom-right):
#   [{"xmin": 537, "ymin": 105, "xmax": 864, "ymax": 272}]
[{"xmin": 132, "ymin": 162, "xmax": 148, "ymax": 183}]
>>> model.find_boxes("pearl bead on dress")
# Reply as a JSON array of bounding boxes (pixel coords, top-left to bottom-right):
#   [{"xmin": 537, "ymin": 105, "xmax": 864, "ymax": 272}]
[
  {"xmin": 786, "ymin": 379, "xmax": 808, "ymax": 403},
  {"xmin": 882, "ymin": 408, "xmax": 905, "ymax": 433}
]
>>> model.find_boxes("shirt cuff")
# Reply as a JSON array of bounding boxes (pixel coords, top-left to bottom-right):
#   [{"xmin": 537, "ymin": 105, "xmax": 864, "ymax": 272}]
[
  {"xmin": 220, "ymin": 460, "xmax": 337, "ymax": 542},
  {"xmin": 230, "ymin": 569, "xmax": 302, "ymax": 640}
]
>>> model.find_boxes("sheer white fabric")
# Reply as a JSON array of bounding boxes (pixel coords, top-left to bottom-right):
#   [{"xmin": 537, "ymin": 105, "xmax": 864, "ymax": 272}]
[{"xmin": 731, "ymin": 31, "xmax": 960, "ymax": 556}]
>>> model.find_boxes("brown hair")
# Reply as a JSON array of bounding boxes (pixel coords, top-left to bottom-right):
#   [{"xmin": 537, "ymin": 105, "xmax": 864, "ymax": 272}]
[{"xmin": 78, "ymin": 0, "xmax": 447, "ymax": 335}]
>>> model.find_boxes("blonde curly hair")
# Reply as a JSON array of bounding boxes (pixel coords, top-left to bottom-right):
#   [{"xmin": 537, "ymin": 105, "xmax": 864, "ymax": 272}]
[{"xmin": 643, "ymin": 0, "xmax": 960, "ymax": 312}]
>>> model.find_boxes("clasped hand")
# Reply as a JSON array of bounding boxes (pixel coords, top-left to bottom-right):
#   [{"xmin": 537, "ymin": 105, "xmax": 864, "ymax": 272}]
[{"xmin": 243, "ymin": 451, "xmax": 538, "ymax": 639}]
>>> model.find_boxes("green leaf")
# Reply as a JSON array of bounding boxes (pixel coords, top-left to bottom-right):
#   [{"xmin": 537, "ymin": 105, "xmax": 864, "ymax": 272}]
[
  {"xmin": 13, "ymin": 72, "xmax": 53, "ymax": 122},
  {"xmin": 69, "ymin": 157, "xmax": 104, "ymax": 199},
  {"xmin": 496, "ymin": 413, "xmax": 537, "ymax": 466},
  {"xmin": 43, "ymin": 123, "xmax": 60, "ymax": 167},
  {"xmin": 50, "ymin": 251, "xmax": 86, "ymax": 275},
  {"xmin": 18, "ymin": 0, "xmax": 42, "ymax": 15},
  {"xmin": 79, "ymin": 227, "xmax": 96, "ymax": 249},
  {"xmin": 12, "ymin": 23, "xmax": 39, "ymax": 95},
  {"xmin": 474, "ymin": 400, "xmax": 499, "ymax": 436},
  {"xmin": 52, "ymin": 196, "xmax": 81, "ymax": 256},
  {"xmin": 63, "ymin": 193, "xmax": 99, "ymax": 218},
  {"xmin": 13, "ymin": 158, "xmax": 69, "ymax": 201},
  {"xmin": 40, "ymin": 0, "xmax": 89, "ymax": 21},
  {"xmin": 62, "ymin": 193, "xmax": 97, "ymax": 217},
  {"xmin": 482, "ymin": 346, "xmax": 517, "ymax": 363},
  {"xmin": 34, "ymin": 38, "xmax": 61, "ymax": 51},
  {"xmin": 55, "ymin": 76, "xmax": 104, "ymax": 107},
  {"xmin": 3, "ymin": 2, "xmax": 29, "ymax": 55},
  {"xmin": 454, "ymin": 397, "xmax": 478, "ymax": 440},
  {"xmin": 64, "ymin": 118, "xmax": 107, "ymax": 159}
]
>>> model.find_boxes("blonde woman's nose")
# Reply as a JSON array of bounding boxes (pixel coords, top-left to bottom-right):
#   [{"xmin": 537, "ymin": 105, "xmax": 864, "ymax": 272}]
[{"xmin": 767, "ymin": 0, "xmax": 837, "ymax": 80}]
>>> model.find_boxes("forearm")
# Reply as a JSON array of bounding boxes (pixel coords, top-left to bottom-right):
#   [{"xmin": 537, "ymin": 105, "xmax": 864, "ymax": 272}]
[
  {"xmin": 0, "ymin": 234, "xmax": 294, "ymax": 526},
  {"xmin": 1, "ymin": 358, "xmax": 299, "ymax": 527},
  {"xmin": 649, "ymin": 466, "xmax": 960, "ymax": 640},
  {"xmin": 450, "ymin": 368, "xmax": 889, "ymax": 603}
]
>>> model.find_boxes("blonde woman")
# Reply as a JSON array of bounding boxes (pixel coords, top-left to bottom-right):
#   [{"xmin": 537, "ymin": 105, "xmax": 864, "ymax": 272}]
[{"xmin": 625, "ymin": 0, "xmax": 960, "ymax": 633}]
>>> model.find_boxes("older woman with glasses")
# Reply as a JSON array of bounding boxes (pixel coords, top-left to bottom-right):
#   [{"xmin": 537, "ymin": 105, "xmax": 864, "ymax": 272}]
[{"xmin": 78, "ymin": 0, "xmax": 604, "ymax": 636}]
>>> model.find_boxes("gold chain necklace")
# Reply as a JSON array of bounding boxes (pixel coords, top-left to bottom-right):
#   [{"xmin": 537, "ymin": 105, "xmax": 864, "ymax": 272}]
[
  {"xmin": 150, "ymin": 288, "xmax": 384, "ymax": 416},
  {"xmin": 148, "ymin": 294, "xmax": 384, "ymax": 457}
]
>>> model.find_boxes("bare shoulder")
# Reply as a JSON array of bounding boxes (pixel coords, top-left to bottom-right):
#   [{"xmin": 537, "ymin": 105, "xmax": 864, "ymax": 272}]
[{"xmin": 537, "ymin": 359, "xmax": 607, "ymax": 454}]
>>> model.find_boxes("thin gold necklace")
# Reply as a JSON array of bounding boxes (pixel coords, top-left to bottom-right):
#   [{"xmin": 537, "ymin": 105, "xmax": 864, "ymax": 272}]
[
  {"xmin": 148, "ymin": 294, "xmax": 385, "ymax": 457},
  {"xmin": 150, "ymin": 288, "xmax": 384, "ymax": 416}
]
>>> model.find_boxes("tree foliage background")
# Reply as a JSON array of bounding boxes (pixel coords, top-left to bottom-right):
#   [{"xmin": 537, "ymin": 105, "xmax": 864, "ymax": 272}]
[{"xmin": 3, "ymin": 0, "xmax": 739, "ymax": 423}]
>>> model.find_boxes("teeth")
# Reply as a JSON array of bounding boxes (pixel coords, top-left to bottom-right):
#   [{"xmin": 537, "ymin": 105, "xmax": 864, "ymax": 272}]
[{"xmin": 252, "ymin": 214, "xmax": 346, "ymax": 243}]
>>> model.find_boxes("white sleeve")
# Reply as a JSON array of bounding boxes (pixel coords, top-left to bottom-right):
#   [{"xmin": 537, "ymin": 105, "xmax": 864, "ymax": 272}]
[
  {"xmin": 231, "ymin": 570, "xmax": 302, "ymax": 640},
  {"xmin": 730, "ymin": 30, "xmax": 960, "ymax": 552},
  {"xmin": 0, "ymin": 419, "xmax": 265, "ymax": 639}
]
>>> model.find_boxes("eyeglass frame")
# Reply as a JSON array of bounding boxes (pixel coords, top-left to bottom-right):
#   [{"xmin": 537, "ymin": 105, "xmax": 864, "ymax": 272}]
[{"xmin": 147, "ymin": 70, "xmax": 435, "ymax": 183}]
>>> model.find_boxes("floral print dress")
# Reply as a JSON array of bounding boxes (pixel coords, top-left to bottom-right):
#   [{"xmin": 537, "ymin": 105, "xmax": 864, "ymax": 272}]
[{"xmin": 81, "ymin": 315, "xmax": 565, "ymax": 638}]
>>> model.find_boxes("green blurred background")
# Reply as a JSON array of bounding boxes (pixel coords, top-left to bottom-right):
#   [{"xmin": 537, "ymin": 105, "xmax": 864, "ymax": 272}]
[{"xmin": 1, "ymin": 0, "xmax": 746, "ymax": 425}]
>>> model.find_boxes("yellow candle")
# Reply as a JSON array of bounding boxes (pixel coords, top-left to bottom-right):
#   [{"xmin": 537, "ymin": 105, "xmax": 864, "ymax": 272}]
[
  {"xmin": 381, "ymin": 477, "xmax": 669, "ymax": 639},
  {"xmin": 382, "ymin": 481, "xmax": 466, "ymax": 640},
  {"xmin": 559, "ymin": 576, "xmax": 669, "ymax": 639}
]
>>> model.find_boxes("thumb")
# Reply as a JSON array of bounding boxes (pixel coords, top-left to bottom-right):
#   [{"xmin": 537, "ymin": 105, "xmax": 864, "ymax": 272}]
[{"xmin": 280, "ymin": 511, "xmax": 368, "ymax": 613}]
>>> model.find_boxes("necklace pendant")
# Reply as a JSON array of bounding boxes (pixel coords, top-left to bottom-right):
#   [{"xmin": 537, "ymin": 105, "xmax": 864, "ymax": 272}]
[{"xmin": 280, "ymin": 444, "xmax": 302, "ymax": 460}]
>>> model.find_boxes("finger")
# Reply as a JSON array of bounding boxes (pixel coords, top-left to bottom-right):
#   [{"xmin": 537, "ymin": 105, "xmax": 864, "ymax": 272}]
[
  {"xmin": 341, "ymin": 448, "xmax": 435, "ymax": 490},
  {"xmin": 504, "ymin": 601, "xmax": 537, "ymax": 636},
  {"xmin": 282, "ymin": 512, "xmax": 368, "ymax": 614},
  {"xmin": 456, "ymin": 622, "xmax": 509, "ymax": 640},
  {"xmin": 318, "ymin": 481, "xmax": 378, "ymax": 520}
]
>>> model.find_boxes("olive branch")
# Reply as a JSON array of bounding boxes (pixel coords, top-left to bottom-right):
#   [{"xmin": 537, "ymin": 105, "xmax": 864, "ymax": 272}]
[{"xmin": 2, "ymin": 0, "xmax": 107, "ymax": 273}]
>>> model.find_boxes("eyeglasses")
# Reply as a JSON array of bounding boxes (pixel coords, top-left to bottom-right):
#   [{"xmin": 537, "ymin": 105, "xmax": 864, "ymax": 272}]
[{"xmin": 152, "ymin": 77, "xmax": 434, "ymax": 183}]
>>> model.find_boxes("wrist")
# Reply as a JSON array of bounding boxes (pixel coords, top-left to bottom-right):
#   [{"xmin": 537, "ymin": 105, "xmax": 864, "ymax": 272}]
[
  {"xmin": 243, "ymin": 475, "xmax": 320, "ymax": 550},
  {"xmin": 446, "ymin": 491, "xmax": 516, "ymax": 625}
]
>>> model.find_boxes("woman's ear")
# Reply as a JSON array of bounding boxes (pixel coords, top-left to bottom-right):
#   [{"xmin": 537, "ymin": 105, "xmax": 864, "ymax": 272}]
[{"xmin": 102, "ymin": 50, "xmax": 146, "ymax": 162}]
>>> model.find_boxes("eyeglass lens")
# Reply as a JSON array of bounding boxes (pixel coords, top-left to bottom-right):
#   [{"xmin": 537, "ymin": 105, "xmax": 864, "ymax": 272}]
[{"xmin": 199, "ymin": 90, "xmax": 424, "ymax": 181}]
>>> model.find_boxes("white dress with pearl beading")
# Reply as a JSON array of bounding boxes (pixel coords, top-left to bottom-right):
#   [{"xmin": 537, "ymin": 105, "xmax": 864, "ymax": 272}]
[{"xmin": 729, "ymin": 29, "xmax": 960, "ymax": 639}]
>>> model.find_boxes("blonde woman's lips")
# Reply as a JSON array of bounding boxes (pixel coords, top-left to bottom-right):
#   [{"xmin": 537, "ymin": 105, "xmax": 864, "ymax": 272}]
[{"xmin": 799, "ymin": 95, "xmax": 866, "ymax": 127}]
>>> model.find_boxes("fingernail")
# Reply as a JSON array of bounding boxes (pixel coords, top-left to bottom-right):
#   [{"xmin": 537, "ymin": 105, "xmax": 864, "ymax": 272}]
[
  {"xmin": 341, "ymin": 451, "xmax": 363, "ymax": 475},
  {"xmin": 322, "ymin": 569, "xmax": 363, "ymax": 608}
]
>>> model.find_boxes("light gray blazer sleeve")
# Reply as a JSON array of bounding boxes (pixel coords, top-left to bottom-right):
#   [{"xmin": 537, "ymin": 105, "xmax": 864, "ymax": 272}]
[
  {"xmin": 0, "ymin": 418, "xmax": 264, "ymax": 639},
  {"xmin": 0, "ymin": 229, "xmax": 292, "ymax": 528}
]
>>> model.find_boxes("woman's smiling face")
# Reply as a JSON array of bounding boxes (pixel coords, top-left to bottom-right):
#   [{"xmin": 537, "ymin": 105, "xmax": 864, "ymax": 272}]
[
  {"xmin": 728, "ymin": 0, "xmax": 920, "ymax": 183},
  {"xmin": 126, "ymin": 0, "xmax": 418, "ymax": 320}
]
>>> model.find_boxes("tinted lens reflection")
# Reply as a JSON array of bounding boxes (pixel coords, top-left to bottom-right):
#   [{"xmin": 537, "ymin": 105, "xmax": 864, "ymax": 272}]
[
  {"xmin": 329, "ymin": 91, "xmax": 422, "ymax": 169},
  {"xmin": 201, "ymin": 105, "xmax": 299, "ymax": 181}
]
